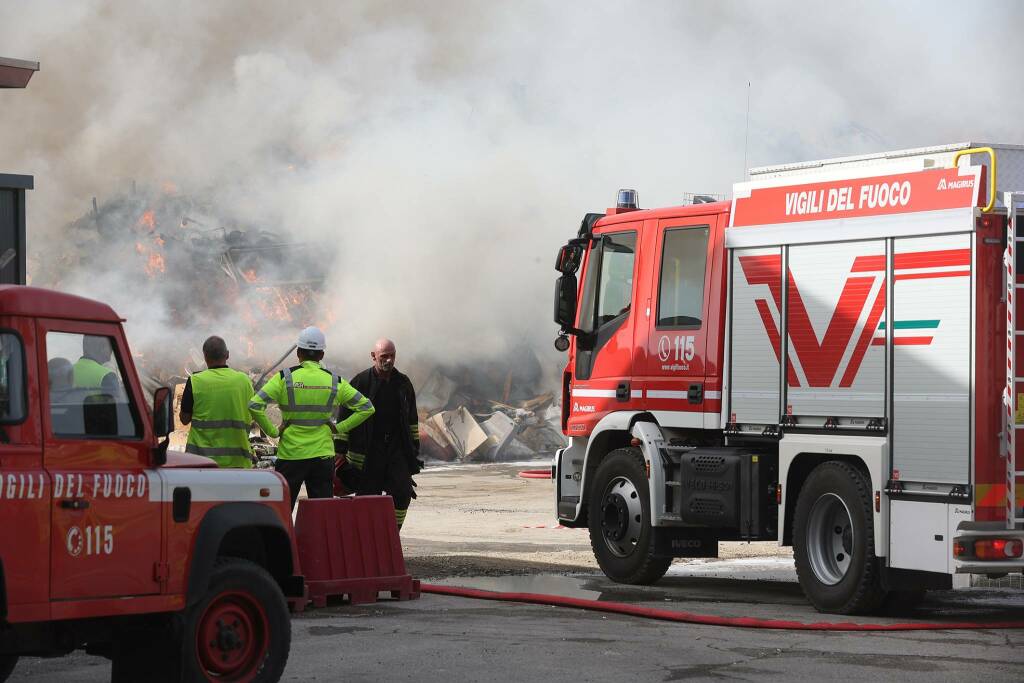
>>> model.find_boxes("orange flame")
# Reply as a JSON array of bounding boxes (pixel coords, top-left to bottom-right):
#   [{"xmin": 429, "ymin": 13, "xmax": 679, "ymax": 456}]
[
  {"xmin": 138, "ymin": 210, "xmax": 156, "ymax": 232},
  {"xmin": 241, "ymin": 269, "xmax": 259, "ymax": 283},
  {"xmin": 255, "ymin": 287, "xmax": 293, "ymax": 321},
  {"xmin": 146, "ymin": 252, "xmax": 166, "ymax": 277}
]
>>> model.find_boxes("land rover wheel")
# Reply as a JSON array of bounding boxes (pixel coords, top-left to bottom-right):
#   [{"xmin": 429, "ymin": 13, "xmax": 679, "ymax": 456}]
[
  {"xmin": 793, "ymin": 461, "xmax": 887, "ymax": 614},
  {"xmin": 588, "ymin": 448, "xmax": 671, "ymax": 584},
  {"xmin": 183, "ymin": 558, "xmax": 290, "ymax": 682}
]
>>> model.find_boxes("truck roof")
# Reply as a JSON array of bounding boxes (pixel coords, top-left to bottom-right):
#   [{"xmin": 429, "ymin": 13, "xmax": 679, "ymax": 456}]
[
  {"xmin": 0, "ymin": 285, "xmax": 122, "ymax": 322},
  {"xmin": 749, "ymin": 141, "xmax": 1024, "ymax": 179},
  {"xmin": 595, "ymin": 200, "xmax": 731, "ymax": 228}
]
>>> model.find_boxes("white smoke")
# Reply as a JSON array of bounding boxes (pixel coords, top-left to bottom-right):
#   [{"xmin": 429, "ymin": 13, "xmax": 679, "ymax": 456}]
[{"xmin": 0, "ymin": 0, "xmax": 1021, "ymax": 376}]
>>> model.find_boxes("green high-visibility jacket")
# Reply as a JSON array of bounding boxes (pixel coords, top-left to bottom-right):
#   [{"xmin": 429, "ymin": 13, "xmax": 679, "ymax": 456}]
[
  {"xmin": 249, "ymin": 360, "xmax": 374, "ymax": 461},
  {"xmin": 186, "ymin": 367, "xmax": 256, "ymax": 469},
  {"xmin": 72, "ymin": 357, "xmax": 115, "ymax": 390}
]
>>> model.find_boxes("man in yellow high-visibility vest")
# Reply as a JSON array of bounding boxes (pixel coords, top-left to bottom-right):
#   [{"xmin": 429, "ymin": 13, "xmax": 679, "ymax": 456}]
[
  {"xmin": 179, "ymin": 336, "xmax": 256, "ymax": 468},
  {"xmin": 72, "ymin": 335, "xmax": 118, "ymax": 395},
  {"xmin": 250, "ymin": 326, "xmax": 375, "ymax": 510}
]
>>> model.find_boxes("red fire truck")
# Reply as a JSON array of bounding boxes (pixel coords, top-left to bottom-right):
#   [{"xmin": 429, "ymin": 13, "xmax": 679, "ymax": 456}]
[
  {"xmin": 0, "ymin": 286, "xmax": 300, "ymax": 681},
  {"xmin": 553, "ymin": 143, "xmax": 1024, "ymax": 614}
]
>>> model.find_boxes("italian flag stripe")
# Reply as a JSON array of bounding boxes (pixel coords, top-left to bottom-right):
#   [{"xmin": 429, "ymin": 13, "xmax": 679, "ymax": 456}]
[{"xmin": 871, "ymin": 320, "xmax": 938, "ymax": 346}]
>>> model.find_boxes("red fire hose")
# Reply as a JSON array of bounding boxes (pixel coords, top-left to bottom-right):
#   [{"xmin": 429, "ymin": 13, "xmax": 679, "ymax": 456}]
[
  {"xmin": 518, "ymin": 469, "xmax": 552, "ymax": 479},
  {"xmin": 420, "ymin": 584, "xmax": 1024, "ymax": 631}
]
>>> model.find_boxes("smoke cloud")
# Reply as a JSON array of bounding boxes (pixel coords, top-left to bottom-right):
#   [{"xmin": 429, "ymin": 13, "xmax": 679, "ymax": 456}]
[{"xmin": 0, "ymin": 1, "xmax": 1020, "ymax": 378}]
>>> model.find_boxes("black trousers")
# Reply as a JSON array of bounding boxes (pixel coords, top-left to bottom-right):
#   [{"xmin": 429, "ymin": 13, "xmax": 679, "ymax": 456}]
[
  {"xmin": 356, "ymin": 438, "xmax": 414, "ymax": 510},
  {"xmin": 275, "ymin": 457, "xmax": 334, "ymax": 510}
]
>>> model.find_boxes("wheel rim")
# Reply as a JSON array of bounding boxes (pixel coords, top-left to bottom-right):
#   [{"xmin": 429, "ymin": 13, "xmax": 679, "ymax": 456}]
[
  {"xmin": 196, "ymin": 591, "xmax": 269, "ymax": 681},
  {"xmin": 805, "ymin": 493, "xmax": 854, "ymax": 586},
  {"xmin": 600, "ymin": 475, "xmax": 643, "ymax": 558}
]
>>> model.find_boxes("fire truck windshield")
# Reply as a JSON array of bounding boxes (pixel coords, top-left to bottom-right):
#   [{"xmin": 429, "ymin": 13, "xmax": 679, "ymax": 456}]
[{"xmin": 578, "ymin": 232, "xmax": 636, "ymax": 332}]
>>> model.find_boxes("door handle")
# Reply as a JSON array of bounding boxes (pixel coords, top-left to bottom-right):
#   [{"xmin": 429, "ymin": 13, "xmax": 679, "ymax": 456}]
[
  {"xmin": 59, "ymin": 498, "xmax": 90, "ymax": 510},
  {"xmin": 173, "ymin": 486, "xmax": 192, "ymax": 523},
  {"xmin": 616, "ymin": 381, "xmax": 630, "ymax": 402}
]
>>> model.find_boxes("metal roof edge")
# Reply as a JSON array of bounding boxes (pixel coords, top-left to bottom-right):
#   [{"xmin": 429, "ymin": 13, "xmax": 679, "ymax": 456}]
[
  {"xmin": 0, "ymin": 174, "xmax": 34, "ymax": 190},
  {"xmin": 0, "ymin": 57, "xmax": 40, "ymax": 71},
  {"xmin": 750, "ymin": 142, "xmax": 1024, "ymax": 176}
]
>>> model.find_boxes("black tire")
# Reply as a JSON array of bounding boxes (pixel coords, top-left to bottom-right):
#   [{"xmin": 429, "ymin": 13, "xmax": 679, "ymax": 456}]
[
  {"xmin": 793, "ymin": 461, "xmax": 887, "ymax": 614},
  {"xmin": 182, "ymin": 558, "xmax": 291, "ymax": 682},
  {"xmin": 588, "ymin": 448, "xmax": 672, "ymax": 585},
  {"xmin": 0, "ymin": 655, "xmax": 17, "ymax": 683}
]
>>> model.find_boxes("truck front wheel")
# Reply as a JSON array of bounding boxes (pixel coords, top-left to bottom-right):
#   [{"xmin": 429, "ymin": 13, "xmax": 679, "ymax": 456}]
[
  {"xmin": 588, "ymin": 448, "xmax": 672, "ymax": 584},
  {"xmin": 183, "ymin": 558, "xmax": 291, "ymax": 682},
  {"xmin": 793, "ymin": 461, "xmax": 886, "ymax": 614}
]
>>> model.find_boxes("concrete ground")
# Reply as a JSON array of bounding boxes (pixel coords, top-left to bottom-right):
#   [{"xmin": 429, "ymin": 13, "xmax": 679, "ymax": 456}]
[{"xmin": 11, "ymin": 462, "xmax": 1024, "ymax": 682}]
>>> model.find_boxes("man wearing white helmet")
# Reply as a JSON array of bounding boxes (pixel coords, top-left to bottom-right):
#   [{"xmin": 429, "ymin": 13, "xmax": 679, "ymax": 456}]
[{"xmin": 250, "ymin": 326, "xmax": 375, "ymax": 510}]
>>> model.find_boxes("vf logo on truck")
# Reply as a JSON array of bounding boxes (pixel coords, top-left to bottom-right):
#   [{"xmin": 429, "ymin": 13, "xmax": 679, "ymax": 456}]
[{"xmin": 738, "ymin": 249, "xmax": 969, "ymax": 387}]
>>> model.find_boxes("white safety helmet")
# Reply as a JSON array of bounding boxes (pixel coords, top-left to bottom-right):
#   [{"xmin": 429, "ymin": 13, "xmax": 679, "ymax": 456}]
[{"xmin": 296, "ymin": 326, "xmax": 326, "ymax": 351}]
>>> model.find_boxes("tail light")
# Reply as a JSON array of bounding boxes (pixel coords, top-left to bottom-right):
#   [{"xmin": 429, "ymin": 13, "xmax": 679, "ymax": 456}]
[
  {"xmin": 959, "ymin": 538, "xmax": 1024, "ymax": 560},
  {"xmin": 975, "ymin": 539, "xmax": 1024, "ymax": 560}
]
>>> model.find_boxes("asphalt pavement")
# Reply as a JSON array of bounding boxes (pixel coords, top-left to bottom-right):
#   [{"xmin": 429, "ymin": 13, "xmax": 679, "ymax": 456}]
[{"xmin": 12, "ymin": 559, "xmax": 1024, "ymax": 682}]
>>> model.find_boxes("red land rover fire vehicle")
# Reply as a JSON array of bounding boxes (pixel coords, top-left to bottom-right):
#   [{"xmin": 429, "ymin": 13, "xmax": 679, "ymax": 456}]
[
  {"xmin": 0, "ymin": 286, "xmax": 300, "ymax": 681},
  {"xmin": 553, "ymin": 143, "xmax": 1024, "ymax": 614}
]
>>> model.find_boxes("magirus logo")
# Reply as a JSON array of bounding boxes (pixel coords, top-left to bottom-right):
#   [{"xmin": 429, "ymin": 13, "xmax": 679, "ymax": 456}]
[{"xmin": 937, "ymin": 178, "xmax": 974, "ymax": 191}]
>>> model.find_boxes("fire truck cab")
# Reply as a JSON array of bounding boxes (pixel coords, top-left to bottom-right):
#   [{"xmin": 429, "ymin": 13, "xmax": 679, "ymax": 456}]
[
  {"xmin": 553, "ymin": 143, "xmax": 1024, "ymax": 614},
  {"xmin": 0, "ymin": 285, "xmax": 300, "ymax": 681}
]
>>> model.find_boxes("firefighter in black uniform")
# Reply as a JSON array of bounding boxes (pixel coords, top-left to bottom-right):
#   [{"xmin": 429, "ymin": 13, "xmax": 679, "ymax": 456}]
[{"xmin": 335, "ymin": 338, "xmax": 423, "ymax": 530}]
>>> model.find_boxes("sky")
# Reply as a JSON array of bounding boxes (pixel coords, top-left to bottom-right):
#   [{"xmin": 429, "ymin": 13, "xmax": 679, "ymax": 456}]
[{"xmin": 0, "ymin": 0, "xmax": 1020, "ymax": 374}]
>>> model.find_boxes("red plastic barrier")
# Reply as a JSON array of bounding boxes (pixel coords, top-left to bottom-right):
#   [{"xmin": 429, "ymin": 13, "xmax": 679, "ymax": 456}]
[{"xmin": 293, "ymin": 496, "xmax": 420, "ymax": 609}]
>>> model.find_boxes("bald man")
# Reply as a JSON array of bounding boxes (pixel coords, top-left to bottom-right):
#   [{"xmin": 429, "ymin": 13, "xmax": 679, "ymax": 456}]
[{"xmin": 335, "ymin": 338, "xmax": 422, "ymax": 530}]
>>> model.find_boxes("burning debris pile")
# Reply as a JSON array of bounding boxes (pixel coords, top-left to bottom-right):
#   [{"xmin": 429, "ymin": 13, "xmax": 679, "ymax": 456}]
[
  {"xmin": 410, "ymin": 349, "xmax": 566, "ymax": 463},
  {"xmin": 35, "ymin": 185, "xmax": 565, "ymax": 463},
  {"xmin": 32, "ymin": 184, "xmax": 336, "ymax": 383}
]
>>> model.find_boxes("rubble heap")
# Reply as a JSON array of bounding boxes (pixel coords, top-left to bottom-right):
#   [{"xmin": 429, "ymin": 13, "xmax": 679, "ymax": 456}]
[{"xmin": 409, "ymin": 351, "xmax": 566, "ymax": 463}]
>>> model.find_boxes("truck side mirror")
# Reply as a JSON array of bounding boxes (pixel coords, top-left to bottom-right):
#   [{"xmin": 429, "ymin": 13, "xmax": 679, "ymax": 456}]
[
  {"xmin": 554, "ymin": 274, "xmax": 578, "ymax": 328},
  {"xmin": 555, "ymin": 244, "xmax": 583, "ymax": 274},
  {"xmin": 152, "ymin": 386, "xmax": 174, "ymax": 438}
]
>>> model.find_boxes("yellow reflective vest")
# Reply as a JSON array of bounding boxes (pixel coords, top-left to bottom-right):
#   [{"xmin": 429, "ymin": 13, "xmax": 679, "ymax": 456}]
[
  {"xmin": 249, "ymin": 360, "xmax": 374, "ymax": 460},
  {"xmin": 185, "ymin": 367, "xmax": 256, "ymax": 468}
]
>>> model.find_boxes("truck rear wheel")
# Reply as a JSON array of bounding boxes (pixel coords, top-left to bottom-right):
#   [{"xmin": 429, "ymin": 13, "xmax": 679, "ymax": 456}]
[
  {"xmin": 588, "ymin": 448, "xmax": 672, "ymax": 585},
  {"xmin": 793, "ymin": 461, "xmax": 886, "ymax": 614},
  {"xmin": 183, "ymin": 558, "xmax": 291, "ymax": 682},
  {"xmin": 0, "ymin": 655, "xmax": 17, "ymax": 682}
]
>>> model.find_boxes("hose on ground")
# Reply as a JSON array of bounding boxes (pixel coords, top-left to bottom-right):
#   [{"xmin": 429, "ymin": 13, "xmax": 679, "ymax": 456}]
[
  {"xmin": 420, "ymin": 583, "xmax": 1024, "ymax": 631},
  {"xmin": 518, "ymin": 469, "xmax": 551, "ymax": 479}
]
